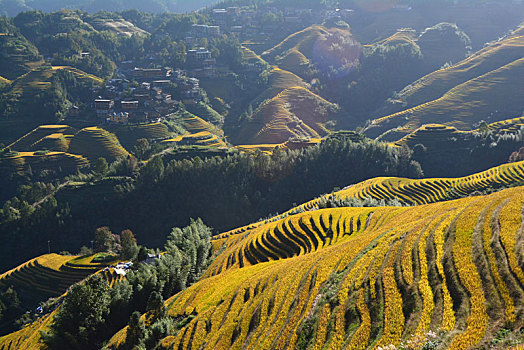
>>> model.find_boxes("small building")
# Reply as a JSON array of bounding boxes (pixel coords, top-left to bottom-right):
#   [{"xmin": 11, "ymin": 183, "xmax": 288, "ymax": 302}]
[
  {"xmin": 68, "ymin": 105, "xmax": 80, "ymax": 117},
  {"xmin": 108, "ymin": 112, "xmax": 129, "ymax": 124},
  {"xmin": 121, "ymin": 101, "xmax": 139, "ymax": 110},
  {"xmin": 133, "ymin": 68, "xmax": 165, "ymax": 81},
  {"xmin": 94, "ymin": 99, "xmax": 114, "ymax": 116},
  {"xmin": 187, "ymin": 48, "xmax": 213, "ymax": 61}
]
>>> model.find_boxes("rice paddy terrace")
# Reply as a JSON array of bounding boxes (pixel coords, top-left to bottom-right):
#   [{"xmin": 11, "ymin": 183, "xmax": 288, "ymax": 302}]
[
  {"xmin": 237, "ymin": 86, "xmax": 338, "ymax": 144},
  {"xmin": 60, "ymin": 127, "xmax": 130, "ymax": 162},
  {"xmin": 0, "ymin": 254, "xmax": 122, "ymax": 350},
  {"xmin": 162, "ymin": 112, "xmax": 227, "ymax": 148},
  {"xmin": 299, "ymin": 160, "xmax": 524, "ymax": 212},
  {"xmin": 366, "ymin": 31, "xmax": 524, "ymax": 138},
  {"xmin": 0, "ymin": 253, "xmax": 116, "ymax": 303},
  {"xmin": 216, "ymin": 161, "xmax": 524, "ymax": 243},
  {"xmin": 390, "ymin": 116, "xmax": 524, "ymax": 148},
  {"xmin": 164, "ymin": 131, "xmax": 227, "ymax": 148},
  {"xmin": 102, "ymin": 122, "xmax": 173, "ymax": 149},
  {"xmin": 9, "ymin": 66, "xmax": 102, "ymax": 95},
  {"xmin": 2, "ymin": 125, "xmax": 130, "ymax": 172},
  {"xmin": 107, "ymin": 184, "xmax": 524, "ymax": 349}
]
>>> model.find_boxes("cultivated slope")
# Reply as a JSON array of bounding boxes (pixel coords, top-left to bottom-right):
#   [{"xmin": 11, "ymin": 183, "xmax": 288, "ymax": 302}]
[
  {"xmin": 366, "ymin": 32, "xmax": 524, "ymax": 139},
  {"xmin": 237, "ymin": 87, "xmax": 338, "ymax": 144},
  {"xmin": 109, "ymin": 186, "xmax": 524, "ymax": 349}
]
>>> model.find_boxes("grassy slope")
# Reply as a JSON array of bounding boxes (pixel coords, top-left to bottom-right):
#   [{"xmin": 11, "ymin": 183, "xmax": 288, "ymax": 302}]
[
  {"xmin": 107, "ymin": 185, "xmax": 524, "ymax": 349},
  {"xmin": 389, "ymin": 116, "xmax": 524, "ymax": 148}
]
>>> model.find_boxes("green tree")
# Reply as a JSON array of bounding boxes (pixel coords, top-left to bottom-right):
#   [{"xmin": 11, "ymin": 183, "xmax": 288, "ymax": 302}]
[
  {"xmin": 94, "ymin": 157, "xmax": 109, "ymax": 176},
  {"xmin": 42, "ymin": 274, "xmax": 110, "ymax": 349},
  {"xmin": 134, "ymin": 138, "xmax": 150, "ymax": 161},
  {"xmin": 125, "ymin": 311, "xmax": 145, "ymax": 347},
  {"xmin": 120, "ymin": 229, "xmax": 138, "ymax": 260},
  {"xmin": 94, "ymin": 226, "xmax": 115, "ymax": 253}
]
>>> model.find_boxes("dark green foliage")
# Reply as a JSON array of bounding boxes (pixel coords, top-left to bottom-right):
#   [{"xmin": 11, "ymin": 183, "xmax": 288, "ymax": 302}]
[
  {"xmin": 94, "ymin": 226, "xmax": 115, "ymax": 253},
  {"xmin": 42, "ymin": 274, "xmax": 111, "ymax": 350},
  {"xmin": 94, "ymin": 157, "xmax": 109, "ymax": 176},
  {"xmin": 120, "ymin": 229, "xmax": 138, "ymax": 260}
]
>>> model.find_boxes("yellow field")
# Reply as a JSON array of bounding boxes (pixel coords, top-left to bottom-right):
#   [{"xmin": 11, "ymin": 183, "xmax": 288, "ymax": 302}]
[
  {"xmin": 164, "ymin": 131, "xmax": 227, "ymax": 148},
  {"xmin": 104, "ymin": 186, "xmax": 524, "ymax": 349},
  {"xmin": 216, "ymin": 160, "xmax": 524, "ymax": 242},
  {"xmin": 369, "ymin": 57, "xmax": 524, "ymax": 136}
]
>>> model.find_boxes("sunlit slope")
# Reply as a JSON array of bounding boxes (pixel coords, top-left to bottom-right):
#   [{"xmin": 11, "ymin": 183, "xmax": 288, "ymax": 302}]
[
  {"xmin": 0, "ymin": 255, "xmax": 121, "ymax": 350},
  {"xmin": 0, "ymin": 310, "xmax": 56, "ymax": 350},
  {"xmin": 396, "ymin": 33, "xmax": 524, "ymax": 108},
  {"xmin": 256, "ymin": 67, "xmax": 308, "ymax": 103},
  {"xmin": 122, "ymin": 187, "xmax": 524, "ymax": 349},
  {"xmin": 9, "ymin": 66, "xmax": 102, "ymax": 95},
  {"xmin": 367, "ymin": 56, "xmax": 524, "ymax": 138},
  {"xmin": 0, "ymin": 254, "xmax": 115, "ymax": 301},
  {"xmin": 103, "ymin": 122, "xmax": 172, "ymax": 149},
  {"xmin": 217, "ymin": 160, "xmax": 524, "ymax": 242},
  {"xmin": 7, "ymin": 125, "xmax": 75, "ymax": 151},
  {"xmin": 263, "ymin": 25, "xmax": 358, "ymax": 79},
  {"xmin": 68, "ymin": 127, "xmax": 130, "ymax": 162},
  {"xmin": 392, "ymin": 117, "xmax": 524, "ymax": 148},
  {"xmin": 237, "ymin": 86, "xmax": 338, "ymax": 144},
  {"xmin": 301, "ymin": 160, "xmax": 524, "ymax": 210},
  {"xmin": 0, "ymin": 151, "xmax": 89, "ymax": 172}
]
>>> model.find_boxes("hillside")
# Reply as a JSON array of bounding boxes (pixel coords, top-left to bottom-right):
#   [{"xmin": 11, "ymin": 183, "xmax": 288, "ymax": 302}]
[
  {"xmin": 105, "ymin": 184, "xmax": 524, "ymax": 349},
  {"xmin": 366, "ymin": 32, "xmax": 524, "ymax": 139},
  {"xmin": 237, "ymin": 87, "xmax": 338, "ymax": 144},
  {"xmin": 2, "ymin": 124, "xmax": 131, "ymax": 172},
  {"xmin": 9, "ymin": 66, "xmax": 102, "ymax": 95},
  {"xmin": 68, "ymin": 127, "xmax": 130, "ymax": 162},
  {"xmin": 0, "ymin": 253, "xmax": 122, "ymax": 349},
  {"xmin": 263, "ymin": 25, "xmax": 360, "ymax": 79}
]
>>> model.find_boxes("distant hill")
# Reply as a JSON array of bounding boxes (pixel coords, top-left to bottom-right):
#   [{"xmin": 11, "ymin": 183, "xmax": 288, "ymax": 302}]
[
  {"xmin": 263, "ymin": 25, "xmax": 360, "ymax": 80},
  {"xmin": 0, "ymin": 0, "xmax": 221, "ymax": 17},
  {"xmin": 365, "ymin": 30, "xmax": 524, "ymax": 139}
]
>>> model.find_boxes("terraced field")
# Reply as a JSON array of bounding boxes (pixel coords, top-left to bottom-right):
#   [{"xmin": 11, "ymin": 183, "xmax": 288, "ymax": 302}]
[
  {"xmin": 216, "ymin": 161, "xmax": 524, "ymax": 242},
  {"xmin": 0, "ymin": 254, "xmax": 115, "ymax": 304},
  {"xmin": 237, "ymin": 86, "xmax": 338, "ymax": 144},
  {"xmin": 68, "ymin": 127, "xmax": 130, "ymax": 162},
  {"xmin": 0, "ymin": 254, "xmax": 122, "ymax": 350},
  {"xmin": 0, "ymin": 151, "xmax": 89, "ymax": 173},
  {"xmin": 234, "ymin": 138, "xmax": 321, "ymax": 154},
  {"xmin": 300, "ymin": 160, "xmax": 524, "ymax": 210},
  {"xmin": 103, "ymin": 122, "xmax": 172, "ymax": 149},
  {"xmin": 9, "ymin": 66, "xmax": 102, "ymax": 95},
  {"xmin": 163, "ymin": 131, "xmax": 227, "ymax": 148},
  {"xmin": 105, "ymin": 186, "xmax": 524, "ymax": 349},
  {"xmin": 7, "ymin": 125, "xmax": 76, "ymax": 151},
  {"xmin": 366, "ymin": 32, "xmax": 524, "ymax": 138},
  {"xmin": 392, "ymin": 117, "xmax": 524, "ymax": 149}
]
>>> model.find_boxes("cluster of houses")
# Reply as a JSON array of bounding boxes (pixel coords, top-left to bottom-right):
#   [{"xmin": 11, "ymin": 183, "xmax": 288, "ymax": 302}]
[{"xmin": 92, "ymin": 66, "xmax": 204, "ymax": 124}]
